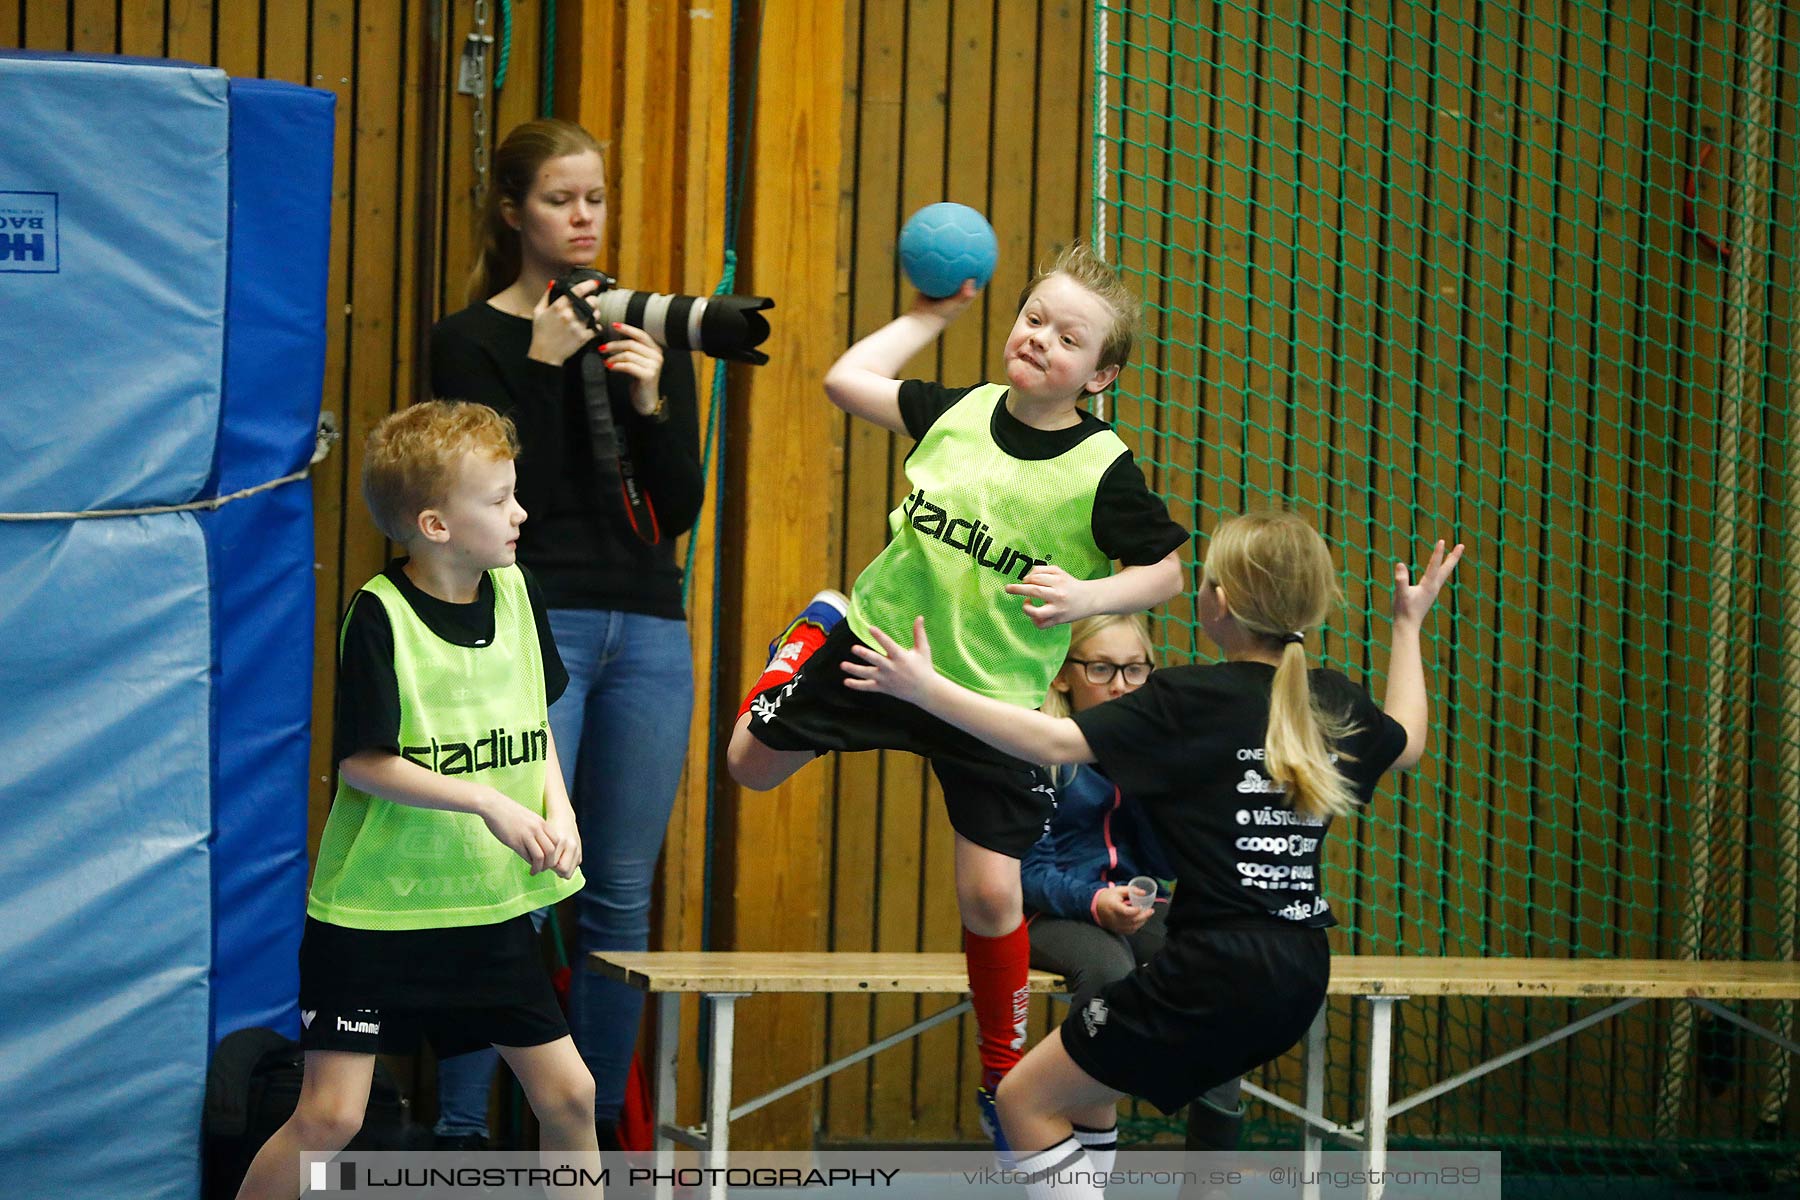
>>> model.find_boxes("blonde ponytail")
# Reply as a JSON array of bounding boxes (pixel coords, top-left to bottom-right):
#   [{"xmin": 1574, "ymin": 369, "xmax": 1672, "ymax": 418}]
[
  {"xmin": 1202, "ymin": 511, "xmax": 1361, "ymax": 822},
  {"xmin": 1264, "ymin": 638, "xmax": 1360, "ymax": 821}
]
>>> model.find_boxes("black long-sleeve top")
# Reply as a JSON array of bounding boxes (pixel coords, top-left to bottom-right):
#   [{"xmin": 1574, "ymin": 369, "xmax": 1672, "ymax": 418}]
[{"xmin": 430, "ymin": 301, "xmax": 704, "ymax": 618}]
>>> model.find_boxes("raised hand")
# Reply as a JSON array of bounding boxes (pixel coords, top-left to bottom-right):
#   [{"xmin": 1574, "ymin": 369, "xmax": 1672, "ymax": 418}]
[
  {"xmin": 909, "ymin": 279, "xmax": 979, "ymax": 324},
  {"xmin": 1393, "ymin": 539, "xmax": 1464, "ymax": 630}
]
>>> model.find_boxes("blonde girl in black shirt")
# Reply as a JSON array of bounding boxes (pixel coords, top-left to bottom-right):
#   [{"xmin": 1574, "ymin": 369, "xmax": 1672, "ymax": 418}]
[{"xmin": 844, "ymin": 510, "xmax": 1461, "ymax": 1198}]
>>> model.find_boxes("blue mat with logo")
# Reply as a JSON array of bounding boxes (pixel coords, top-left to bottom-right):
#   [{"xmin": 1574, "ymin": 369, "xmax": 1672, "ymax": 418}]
[{"xmin": 0, "ymin": 52, "xmax": 331, "ymax": 1200}]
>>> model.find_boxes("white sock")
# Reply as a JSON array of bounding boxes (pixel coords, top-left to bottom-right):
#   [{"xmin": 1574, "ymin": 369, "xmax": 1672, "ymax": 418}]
[
  {"xmin": 1012, "ymin": 1138, "xmax": 1104, "ymax": 1200},
  {"xmin": 1072, "ymin": 1122, "xmax": 1117, "ymax": 1175}
]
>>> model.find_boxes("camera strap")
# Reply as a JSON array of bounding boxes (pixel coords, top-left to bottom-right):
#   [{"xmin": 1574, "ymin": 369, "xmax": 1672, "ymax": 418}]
[{"xmin": 578, "ymin": 353, "xmax": 660, "ymax": 545}]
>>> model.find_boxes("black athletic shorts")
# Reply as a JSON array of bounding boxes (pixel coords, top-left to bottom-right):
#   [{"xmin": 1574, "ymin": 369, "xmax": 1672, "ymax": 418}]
[
  {"xmin": 1059, "ymin": 923, "xmax": 1330, "ymax": 1113},
  {"xmin": 299, "ymin": 994, "xmax": 568, "ymax": 1058},
  {"xmin": 746, "ymin": 621, "xmax": 1056, "ymax": 858}
]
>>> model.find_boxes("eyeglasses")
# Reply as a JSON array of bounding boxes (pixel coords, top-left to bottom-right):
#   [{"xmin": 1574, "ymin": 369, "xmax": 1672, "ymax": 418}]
[{"xmin": 1067, "ymin": 659, "xmax": 1153, "ymax": 686}]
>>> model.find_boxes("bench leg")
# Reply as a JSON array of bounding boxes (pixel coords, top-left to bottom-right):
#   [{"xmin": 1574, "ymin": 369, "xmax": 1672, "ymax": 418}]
[
  {"xmin": 654, "ymin": 992, "xmax": 679, "ymax": 1200},
  {"xmin": 706, "ymin": 994, "xmax": 739, "ymax": 1200},
  {"xmin": 1303, "ymin": 1004, "xmax": 1327, "ymax": 1200},
  {"xmin": 1363, "ymin": 997, "xmax": 1400, "ymax": 1200}
]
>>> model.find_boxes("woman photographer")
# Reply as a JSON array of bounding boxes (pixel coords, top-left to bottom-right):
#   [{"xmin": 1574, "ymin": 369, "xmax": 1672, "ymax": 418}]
[{"xmin": 429, "ymin": 118, "xmax": 702, "ymax": 1150}]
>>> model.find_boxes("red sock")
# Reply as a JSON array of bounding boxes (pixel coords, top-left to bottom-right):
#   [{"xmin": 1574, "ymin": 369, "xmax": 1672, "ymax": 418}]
[
  {"xmin": 964, "ymin": 922, "xmax": 1031, "ymax": 1090},
  {"xmin": 736, "ymin": 619, "xmax": 832, "ymax": 719}
]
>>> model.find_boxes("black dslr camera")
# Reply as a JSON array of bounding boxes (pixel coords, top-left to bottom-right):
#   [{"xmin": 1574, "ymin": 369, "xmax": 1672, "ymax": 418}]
[{"xmin": 548, "ymin": 268, "xmax": 776, "ymax": 366}]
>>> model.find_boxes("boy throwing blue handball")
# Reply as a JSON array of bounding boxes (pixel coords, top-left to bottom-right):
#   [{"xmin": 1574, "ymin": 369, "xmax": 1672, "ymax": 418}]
[
  {"xmin": 234, "ymin": 401, "xmax": 599, "ymax": 1199},
  {"xmin": 727, "ymin": 244, "xmax": 1187, "ymax": 1143},
  {"xmin": 844, "ymin": 512, "xmax": 1461, "ymax": 1198}
]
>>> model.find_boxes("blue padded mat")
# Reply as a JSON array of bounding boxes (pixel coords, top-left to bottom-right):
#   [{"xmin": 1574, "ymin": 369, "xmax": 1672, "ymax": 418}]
[
  {"xmin": 0, "ymin": 53, "xmax": 330, "ymax": 1200},
  {"xmin": 0, "ymin": 53, "xmax": 227, "ymax": 513},
  {"xmin": 203, "ymin": 74, "xmax": 334, "ymax": 1046},
  {"xmin": 0, "ymin": 517, "xmax": 214, "ymax": 1195}
]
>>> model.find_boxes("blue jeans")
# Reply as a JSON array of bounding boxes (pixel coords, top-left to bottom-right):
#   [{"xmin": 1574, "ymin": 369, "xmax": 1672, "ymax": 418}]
[{"xmin": 549, "ymin": 608, "xmax": 693, "ymax": 1123}]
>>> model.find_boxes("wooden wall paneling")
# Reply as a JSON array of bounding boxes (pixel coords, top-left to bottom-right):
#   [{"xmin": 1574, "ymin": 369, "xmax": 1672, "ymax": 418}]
[
  {"xmin": 1240, "ymin": 2, "xmax": 1295, "ymax": 504},
  {"xmin": 1455, "ymin": 0, "xmax": 1522, "ymax": 1128},
  {"xmin": 1373, "ymin": 3, "xmax": 1439, "ymax": 1129},
  {"xmin": 424, "ymin": 3, "xmax": 457, "ymax": 342},
  {"xmin": 1564, "ymin": 0, "xmax": 1636, "ymax": 819},
  {"xmin": 1623, "ymin": 4, "xmax": 1694, "ymax": 1132},
  {"xmin": 1414, "ymin": 0, "xmax": 1482, "ymax": 1140},
  {"xmin": 1, "ymin": 6, "xmax": 19, "ymax": 45},
  {"xmin": 1192, "ymin": 0, "xmax": 1239, "ymax": 525},
  {"xmin": 437, "ymin": 0, "xmax": 487, "ymax": 317},
  {"xmin": 215, "ymin": 0, "xmax": 261, "ymax": 78},
  {"xmin": 716, "ymin": 0, "xmax": 847, "ymax": 1148},
  {"xmin": 1515, "ymin": 0, "xmax": 1580, "ymax": 1126},
  {"xmin": 987, "ymin": 0, "xmax": 1039, "ymax": 373},
  {"xmin": 565, "ymin": 0, "xmax": 628, "ymax": 275},
  {"xmin": 1323, "ymin": 0, "xmax": 1384, "ymax": 683},
  {"xmin": 1152, "ymin": 12, "xmax": 1203, "ymax": 653},
  {"xmin": 343, "ymin": 0, "xmax": 409, "ymax": 599},
  {"xmin": 1663, "ymin": 13, "xmax": 1735, "ymax": 1079},
  {"xmin": 166, "ymin": 0, "xmax": 211, "ymax": 63},
  {"xmin": 1238, "ymin": 0, "xmax": 1296, "ymax": 510},
  {"xmin": 1556, "ymin": 0, "xmax": 1625, "ymax": 1135},
  {"xmin": 493, "ymin": 0, "xmax": 544, "ymax": 149},
  {"xmin": 261, "ymin": 0, "xmax": 309, "ymax": 83},
  {"xmin": 1098, "ymin": 2, "xmax": 1154, "ymax": 520},
  {"xmin": 1031, "ymin": 0, "xmax": 1086, "ymax": 259},
  {"xmin": 299, "ymin": 0, "xmax": 357, "ymax": 850},
  {"xmin": 117, "ymin": 0, "xmax": 160, "ymax": 56},
  {"xmin": 1329, "ymin": 1, "xmax": 1390, "ymax": 972},
  {"xmin": 391, "ymin": 0, "xmax": 430, "ymax": 426},
  {"xmin": 22, "ymin": 0, "xmax": 66, "ymax": 48},
  {"xmin": 1601, "ymin": 3, "xmax": 1667, "ymax": 1139},
  {"xmin": 1287, "ymin": 0, "xmax": 1346, "ymax": 563},
  {"xmin": 1748, "ymin": 9, "xmax": 1800, "ymax": 1135},
  {"xmin": 1697, "ymin": 0, "xmax": 1765, "ymax": 986},
  {"xmin": 1746, "ymin": 0, "xmax": 1800, "ymax": 963},
  {"xmin": 1071, "ymin": 2, "xmax": 1095, "ymax": 251},
  {"xmin": 822, "ymin": 0, "xmax": 904, "ymax": 1144},
  {"xmin": 70, "ymin": 0, "xmax": 113, "ymax": 53},
  {"xmin": 1246, "ymin": 1, "xmax": 1300, "ymax": 511},
  {"xmin": 1202, "ymin": 1, "xmax": 1255, "ymax": 522},
  {"xmin": 1656, "ymin": 5, "xmax": 1716, "ymax": 1000},
  {"xmin": 615, "ymin": 0, "xmax": 679, "ymax": 288},
  {"xmin": 1640, "ymin": 7, "xmax": 1695, "ymax": 978},
  {"xmin": 1484, "ymin": 0, "xmax": 1560, "ymax": 1129},
  {"xmin": 1363, "ymin": 0, "xmax": 1417, "ymax": 967},
  {"xmin": 1307, "ymin": 0, "xmax": 1366, "ymax": 1117},
  {"xmin": 558, "ymin": 0, "xmax": 605, "ymax": 142}
]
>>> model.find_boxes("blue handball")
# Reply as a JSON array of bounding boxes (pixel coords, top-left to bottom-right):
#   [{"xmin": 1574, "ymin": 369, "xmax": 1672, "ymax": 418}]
[{"xmin": 898, "ymin": 202, "xmax": 999, "ymax": 299}]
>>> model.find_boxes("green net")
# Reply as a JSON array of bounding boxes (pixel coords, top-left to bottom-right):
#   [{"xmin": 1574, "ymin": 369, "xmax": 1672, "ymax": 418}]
[{"xmin": 1096, "ymin": 0, "xmax": 1799, "ymax": 1186}]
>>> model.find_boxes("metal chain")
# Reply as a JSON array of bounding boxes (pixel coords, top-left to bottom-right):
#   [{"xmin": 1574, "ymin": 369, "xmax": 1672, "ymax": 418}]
[{"xmin": 468, "ymin": 0, "xmax": 493, "ymax": 202}]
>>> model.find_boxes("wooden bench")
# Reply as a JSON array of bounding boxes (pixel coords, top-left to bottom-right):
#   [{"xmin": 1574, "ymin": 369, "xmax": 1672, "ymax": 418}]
[{"xmin": 592, "ymin": 952, "xmax": 1800, "ymax": 1200}]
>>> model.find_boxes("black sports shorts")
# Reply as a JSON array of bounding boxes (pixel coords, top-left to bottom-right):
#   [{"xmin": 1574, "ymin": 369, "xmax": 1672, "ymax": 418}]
[
  {"xmin": 1059, "ymin": 923, "xmax": 1330, "ymax": 1113},
  {"xmin": 298, "ymin": 992, "xmax": 568, "ymax": 1058},
  {"xmin": 746, "ymin": 621, "xmax": 1055, "ymax": 858}
]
